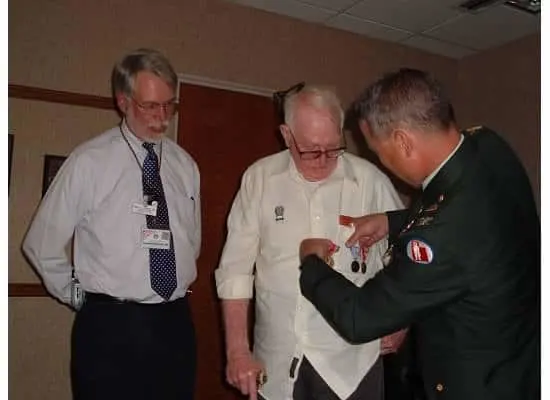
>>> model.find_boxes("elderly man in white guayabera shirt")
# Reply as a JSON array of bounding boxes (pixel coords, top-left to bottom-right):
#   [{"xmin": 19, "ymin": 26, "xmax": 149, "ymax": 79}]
[{"xmin": 215, "ymin": 85, "xmax": 405, "ymax": 400}]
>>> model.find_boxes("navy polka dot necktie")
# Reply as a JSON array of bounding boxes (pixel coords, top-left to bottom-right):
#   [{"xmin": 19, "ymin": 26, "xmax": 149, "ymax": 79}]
[{"xmin": 142, "ymin": 142, "xmax": 177, "ymax": 301}]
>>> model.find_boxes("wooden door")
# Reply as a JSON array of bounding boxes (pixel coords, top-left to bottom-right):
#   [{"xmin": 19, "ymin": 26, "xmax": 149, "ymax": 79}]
[{"xmin": 177, "ymin": 83, "xmax": 281, "ymax": 399}]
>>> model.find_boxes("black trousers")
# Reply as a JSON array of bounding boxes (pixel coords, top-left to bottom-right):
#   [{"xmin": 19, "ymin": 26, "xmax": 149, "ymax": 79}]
[
  {"xmin": 291, "ymin": 356, "xmax": 384, "ymax": 400},
  {"xmin": 71, "ymin": 293, "xmax": 196, "ymax": 400},
  {"xmin": 383, "ymin": 327, "xmax": 427, "ymax": 400}
]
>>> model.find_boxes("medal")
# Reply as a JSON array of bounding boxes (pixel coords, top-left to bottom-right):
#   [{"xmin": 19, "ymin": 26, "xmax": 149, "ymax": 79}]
[
  {"xmin": 256, "ymin": 370, "xmax": 268, "ymax": 387},
  {"xmin": 274, "ymin": 205, "xmax": 285, "ymax": 222},
  {"xmin": 350, "ymin": 244, "xmax": 360, "ymax": 272},
  {"xmin": 349, "ymin": 244, "xmax": 367, "ymax": 274},
  {"xmin": 360, "ymin": 246, "xmax": 367, "ymax": 273},
  {"xmin": 324, "ymin": 241, "xmax": 339, "ymax": 267},
  {"xmin": 351, "ymin": 260, "xmax": 360, "ymax": 273}
]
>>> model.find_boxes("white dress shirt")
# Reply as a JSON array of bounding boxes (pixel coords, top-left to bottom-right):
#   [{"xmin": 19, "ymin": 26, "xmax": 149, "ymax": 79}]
[
  {"xmin": 23, "ymin": 121, "xmax": 201, "ymax": 304},
  {"xmin": 216, "ymin": 150, "xmax": 403, "ymax": 399}
]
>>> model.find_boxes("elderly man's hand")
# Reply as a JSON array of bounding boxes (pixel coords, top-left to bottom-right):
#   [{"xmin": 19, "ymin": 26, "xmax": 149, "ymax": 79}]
[
  {"xmin": 381, "ymin": 328, "xmax": 408, "ymax": 355},
  {"xmin": 340, "ymin": 213, "xmax": 389, "ymax": 249},
  {"xmin": 226, "ymin": 351, "xmax": 266, "ymax": 400},
  {"xmin": 299, "ymin": 238, "xmax": 339, "ymax": 266}
]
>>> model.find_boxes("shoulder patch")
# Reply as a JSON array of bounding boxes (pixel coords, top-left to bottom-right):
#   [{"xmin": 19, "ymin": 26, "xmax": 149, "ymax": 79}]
[{"xmin": 406, "ymin": 239, "xmax": 433, "ymax": 264}]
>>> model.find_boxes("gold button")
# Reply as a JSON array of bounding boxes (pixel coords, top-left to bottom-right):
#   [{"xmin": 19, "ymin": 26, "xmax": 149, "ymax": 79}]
[{"xmin": 436, "ymin": 383, "xmax": 444, "ymax": 392}]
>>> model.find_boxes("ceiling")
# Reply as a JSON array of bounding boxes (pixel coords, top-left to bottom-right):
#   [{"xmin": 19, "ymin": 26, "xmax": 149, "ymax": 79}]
[{"xmin": 227, "ymin": 0, "xmax": 540, "ymax": 59}]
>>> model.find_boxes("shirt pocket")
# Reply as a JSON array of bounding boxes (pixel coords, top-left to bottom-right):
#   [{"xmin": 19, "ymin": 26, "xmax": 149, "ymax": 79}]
[
  {"xmin": 259, "ymin": 203, "xmax": 307, "ymax": 266},
  {"xmin": 179, "ymin": 195, "xmax": 196, "ymax": 228},
  {"xmin": 164, "ymin": 180, "xmax": 196, "ymax": 231}
]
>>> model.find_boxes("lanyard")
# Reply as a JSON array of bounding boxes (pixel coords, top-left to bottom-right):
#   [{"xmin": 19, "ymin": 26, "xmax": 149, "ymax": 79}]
[{"xmin": 119, "ymin": 124, "xmax": 163, "ymax": 172}]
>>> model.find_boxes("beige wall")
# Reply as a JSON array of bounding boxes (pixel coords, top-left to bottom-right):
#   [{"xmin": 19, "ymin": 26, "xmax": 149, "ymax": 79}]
[
  {"xmin": 456, "ymin": 34, "xmax": 540, "ymax": 210},
  {"xmin": 9, "ymin": 0, "xmax": 539, "ymax": 398},
  {"xmin": 9, "ymin": 0, "xmax": 457, "ymax": 101}
]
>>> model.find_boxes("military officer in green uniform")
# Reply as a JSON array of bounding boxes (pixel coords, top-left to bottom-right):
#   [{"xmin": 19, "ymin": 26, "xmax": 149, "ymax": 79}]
[{"xmin": 298, "ymin": 68, "xmax": 540, "ymax": 400}]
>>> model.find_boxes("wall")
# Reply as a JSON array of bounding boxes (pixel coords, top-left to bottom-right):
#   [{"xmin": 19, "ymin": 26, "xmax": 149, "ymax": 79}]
[
  {"xmin": 8, "ymin": 0, "xmax": 538, "ymax": 398},
  {"xmin": 456, "ymin": 34, "xmax": 540, "ymax": 211},
  {"xmin": 8, "ymin": 100, "xmax": 119, "ymax": 399},
  {"xmin": 9, "ymin": 0, "xmax": 457, "ymax": 102},
  {"xmin": 7, "ymin": 0, "xmax": 457, "ymax": 283}
]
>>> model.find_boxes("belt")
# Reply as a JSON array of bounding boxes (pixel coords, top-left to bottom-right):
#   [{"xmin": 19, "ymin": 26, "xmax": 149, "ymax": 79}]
[{"xmin": 85, "ymin": 292, "xmax": 186, "ymax": 306}]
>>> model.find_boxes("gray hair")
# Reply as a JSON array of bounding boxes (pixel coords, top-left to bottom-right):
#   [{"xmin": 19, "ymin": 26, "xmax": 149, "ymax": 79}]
[
  {"xmin": 352, "ymin": 68, "xmax": 456, "ymax": 138},
  {"xmin": 284, "ymin": 85, "xmax": 344, "ymax": 130},
  {"xmin": 111, "ymin": 48, "xmax": 178, "ymax": 97}
]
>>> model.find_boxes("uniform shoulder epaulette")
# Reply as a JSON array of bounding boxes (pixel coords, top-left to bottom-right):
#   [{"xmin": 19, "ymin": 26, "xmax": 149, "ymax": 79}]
[{"xmin": 463, "ymin": 125, "xmax": 484, "ymax": 136}]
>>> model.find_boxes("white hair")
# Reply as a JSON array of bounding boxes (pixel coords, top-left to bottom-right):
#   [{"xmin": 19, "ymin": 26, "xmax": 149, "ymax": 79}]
[{"xmin": 284, "ymin": 85, "xmax": 344, "ymax": 130}]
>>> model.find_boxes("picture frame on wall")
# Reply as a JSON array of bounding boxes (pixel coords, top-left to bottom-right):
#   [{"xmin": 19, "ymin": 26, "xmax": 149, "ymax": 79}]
[{"xmin": 42, "ymin": 155, "xmax": 67, "ymax": 197}]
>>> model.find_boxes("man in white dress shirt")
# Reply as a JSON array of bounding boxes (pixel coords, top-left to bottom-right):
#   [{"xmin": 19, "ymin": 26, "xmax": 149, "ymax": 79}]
[
  {"xmin": 22, "ymin": 48, "xmax": 201, "ymax": 400},
  {"xmin": 215, "ymin": 85, "xmax": 404, "ymax": 400}
]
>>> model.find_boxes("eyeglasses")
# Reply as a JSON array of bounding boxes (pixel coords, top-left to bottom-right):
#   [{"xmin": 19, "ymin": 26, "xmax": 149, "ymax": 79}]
[
  {"xmin": 273, "ymin": 82, "xmax": 305, "ymax": 123},
  {"xmin": 131, "ymin": 97, "xmax": 179, "ymax": 115},
  {"xmin": 287, "ymin": 128, "xmax": 346, "ymax": 160},
  {"xmin": 273, "ymin": 82, "xmax": 305, "ymax": 106}
]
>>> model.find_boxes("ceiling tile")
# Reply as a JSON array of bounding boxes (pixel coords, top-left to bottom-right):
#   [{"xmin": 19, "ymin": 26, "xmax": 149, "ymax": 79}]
[
  {"xmin": 325, "ymin": 14, "xmax": 412, "ymax": 42},
  {"xmin": 425, "ymin": 4, "xmax": 540, "ymax": 50},
  {"xmin": 346, "ymin": 0, "xmax": 464, "ymax": 33},
  {"xmin": 296, "ymin": 0, "xmax": 359, "ymax": 12},
  {"xmin": 402, "ymin": 35, "xmax": 476, "ymax": 59},
  {"xmin": 229, "ymin": 0, "xmax": 336, "ymax": 23},
  {"xmin": 226, "ymin": 0, "xmax": 540, "ymax": 59}
]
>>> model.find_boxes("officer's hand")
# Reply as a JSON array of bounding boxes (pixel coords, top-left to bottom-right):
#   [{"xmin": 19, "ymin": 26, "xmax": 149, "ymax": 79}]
[
  {"xmin": 341, "ymin": 213, "xmax": 389, "ymax": 248},
  {"xmin": 299, "ymin": 239, "xmax": 339, "ymax": 266},
  {"xmin": 226, "ymin": 351, "xmax": 265, "ymax": 399},
  {"xmin": 381, "ymin": 328, "xmax": 408, "ymax": 354}
]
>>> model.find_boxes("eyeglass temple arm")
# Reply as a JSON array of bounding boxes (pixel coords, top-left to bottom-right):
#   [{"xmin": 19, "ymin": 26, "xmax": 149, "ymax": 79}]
[
  {"xmin": 273, "ymin": 81, "xmax": 306, "ymax": 123},
  {"xmin": 273, "ymin": 81, "xmax": 305, "ymax": 102}
]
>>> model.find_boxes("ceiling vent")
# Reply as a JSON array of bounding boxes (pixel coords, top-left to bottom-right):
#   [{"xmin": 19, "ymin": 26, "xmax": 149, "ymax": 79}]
[
  {"xmin": 459, "ymin": 0, "xmax": 503, "ymax": 11},
  {"xmin": 505, "ymin": 0, "xmax": 541, "ymax": 14},
  {"xmin": 459, "ymin": 0, "xmax": 540, "ymax": 13}
]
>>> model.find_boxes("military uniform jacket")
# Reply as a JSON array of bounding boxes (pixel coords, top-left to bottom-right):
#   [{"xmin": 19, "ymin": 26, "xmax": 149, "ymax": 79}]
[{"xmin": 300, "ymin": 127, "xmax": 540, "ymax": 400}]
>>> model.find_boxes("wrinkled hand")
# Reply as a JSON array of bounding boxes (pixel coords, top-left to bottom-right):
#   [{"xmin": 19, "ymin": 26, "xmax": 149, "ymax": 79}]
[
  {"xmin": 299, "ymin": 238, "xmax": 339, "ymax": 265},
  {"xmin": 226, "ymin": 352, "xmax": 265, "ymax": 400},
  {"xmin": 340, "ymin": 213, "xmax": 389, "ymax": 249},
  {"xmin": 381, "ymin": 328, "xmax": 408, "ymax": 355}
]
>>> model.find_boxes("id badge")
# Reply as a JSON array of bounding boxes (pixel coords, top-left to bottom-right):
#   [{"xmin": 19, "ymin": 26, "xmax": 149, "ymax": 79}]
[
  {"xmin": 132, "ymin": 201, "xmax": 158, "ymax": 216},
  {"xmin": 141, "ymin": 227, "xmax": 171, "ymax": 249}
]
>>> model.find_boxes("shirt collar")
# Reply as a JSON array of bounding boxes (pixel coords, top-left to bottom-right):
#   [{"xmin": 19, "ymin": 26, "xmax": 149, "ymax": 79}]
[
  {"xmin": 120, "ymin": 120, "xmax": 161, "ymax": 155},
  {"xmin": 422, "ymin": 134, "xmax": 464, "ymax": 190},
  {"xmin": 120, "ymin": 120, "xmax": 143, "ymax": 151}
]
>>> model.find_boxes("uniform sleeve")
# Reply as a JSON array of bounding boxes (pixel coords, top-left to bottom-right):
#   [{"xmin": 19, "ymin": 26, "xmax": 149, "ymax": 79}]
[
  {"xmin": 215, "ymin": 167, "xmax": 262, "ymax": 299},
  {"xmin": 22, "ymin": 152, "xmax": 92, "ymax": 304},
  {"xmin": 387, "ymin": 210, "xmax": 409, "ymax": 240},
  {"xmin": 300, "ymin": 224, "xmax": 469, "ymax": 344}
]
